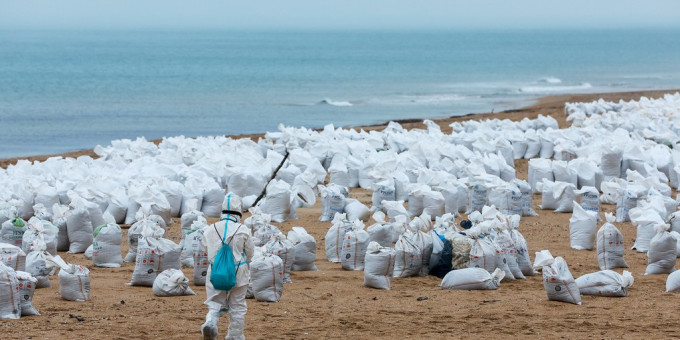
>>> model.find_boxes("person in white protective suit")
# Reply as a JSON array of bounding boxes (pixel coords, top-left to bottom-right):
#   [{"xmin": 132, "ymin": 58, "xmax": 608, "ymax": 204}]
[{"xmin": 201, "ymin": 193, "xmax": 254, "ymax": 340}]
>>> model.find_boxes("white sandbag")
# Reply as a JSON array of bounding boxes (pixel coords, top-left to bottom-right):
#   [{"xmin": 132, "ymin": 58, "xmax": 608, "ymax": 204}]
[
  {"xmin": 259, "ymin": 180, "xmax": 291, "ymax": 223},
  {"xmin": 422, "ymin": 190, "xmax": 445, "ymax": 219},
  {"xmin": 0, "ymin": 262, "xmax": 20, "ymax": 319},
  {"xmin": 577, "ymin": 186, "xmax": 600, "ymax": 220},
  {"xmin": 371, "ymin": 179, "xmax": 396, "ymax": 211},
  {"xmin": 152, "ymin": 268, "xmax": 196, "ymax": 297},
  {"xmin": 552, "ymin": 160, "xmax": 577, "ymax": 187},
  {"xmin": 288, "ymin": 184, "xmax": 316, "ymax": 220},
  {"xmin": 512, "ymin": 179, "xmax": 537, "ymax": 217},
  {"xmin": 493, "ymin": 227, "xmax": 525, "ymax": 280},
  {"xmin": 645, "ymin": 224, "xmax": 677, "ymax": 275},
  {"xmin": 56, "ymin": 260, "xmax": 90, "ymax": 301},
  {"xmin": 363, "ymin": 242, "xmax": 396, "ymax": 290},
  {"xmin": 508, "ymin": 215, "xmax": 537, "ymax": 276},
  {"xmin": 533, "ymin": 250, "xmax": 581, "ymax": 305},
  {"xmin": 616, "ymin": 185, "xmax": 645, "ymax": 223},
  {"xmin": 366, "ymin": 211, "xmax": 393, "ymax": 247},
  {"xmin": 192, "ymin": 237, "xmax": 209, "ymax": 286},
  {"xmin": 629, "ymin": 207, "xmax": 664, "ymax": 253},
  {"xmin": 569, "ymin": 202, "xmax": 598, "ymax": 250},
  {"xmin": 253, "ymin": 223, "xmax": 282, "ymax": 247},
  {"xmin": 575, "ymin": 270, "xmax": 634, "ymax": 297},
  {"xmin": 468, "ymin": 229, "xmax": 497, "ymax": 274},
  {"xmin": 438, "ymin": 182, "xmax": 466, "ymax": 216},
  {"xmin": 1, "ymin": 217, "xmax": 27, "ymax": 248},
  {"xmin": 466, "ymin": 182, "xmax": 489, "ymax": 214},
  {"xmin": 66, "ymin": 204, "xmax": 93, "ymax": 253},
  {"xmin": 130, "ymin": 228, "xmax": 181, "ymax": 286},
  {"xmin": 23, "ymin": 218, "xmax": 58, "ymax": 256},
  {"xmin": 524, "ymin": 133, "xmax": 541, "ymax": 159},
  {"xmin": 104, "ymin": 188, "xmax": 128, "ymax": 224},
  {"xmin": 250, "ymin": 252, "xmax": 284, "ymax": 302},
  {"xmin": 488, "ymin": 184, "xmax": 522, "ymax": 217},
  {"xmin": 15, "ymin": 271, "xmax": 39, "ymax": 316},
  {"xmin": 124, "ymin": 219, "xmax": 164, "ymax": 262},
  {"xmin": 318, "ymin": 184, "xmax": 348, "ymax": 222},
  {"xmin": 539, "ymin": 134, "xmax": 554, "ymax": 159},
  {"xmin": 393, "ymin": 220, "xmax": 432, "ymax": 278},
  {"xmin": 381, "ymin": 200, "xmax": 408, "ymax": 221},
  {"xmin": 512, "ymin": 138, "xmax": 528, "ymax": 160},
  {"xmin": 32, "ymin": 203, "xmax": 52, "ymax": 221},
  {"xmin": 440, "ymin": 268, "xmax": 505, "ymax": 290},
  {"xmin": 528, "ymin": 158, "xmax": 553, "ymax": 193},
  {"xmin": 84, "ymin": 245, "xmax": 93, "ymax": 259},
  {"xmin": 538, "ymin": 180, "xmax": 576, "ymax": 212},
  {"xmin": 34, "ymin": 185, "xmax": 59, "ymax": 212},
  {"xmin": 287, "ymin": 227, "xmax": 317, "ymax": 271},
  {"xmin": 201, "ymin": 187, "xmax": 225, "ymax": 218},
  {"xmin": 597, "ymin": 213, "xmax": 628, "ymax": 270},
  {"xmin": 670, "ymin": 211, "xmax": 680, "ymax": 233},
  {"xmin": 92, "ymin": 223, "xmax": 123, "ymax": 268},
  {"xmin": 180, "ymin": 218, "xmax": 208, "ymax": 268},
  {"xmin": 601, "ymin": 146, "xmax": 622, "ymax": 180},
  {"xmin": 25, "ymin": 250, "xmax": 56, "ymax": 289},
  {"xmin": 52, "ymin": 204, "xmax": 70, "ymax": 252},
  {"xmin": 600, "ymin": 180, "xmax": 622, "ymax": 205},
  {"xmin": 180, "ymin": 210, "xmax": 205, "ymax": 236},
  {"xmin": 666, "ymin": 270, "xmax": 680, "ymax": 292},
  {"xmin": 324, "ymin": 213, "xmax": 353, "ymax": 263},
  {"xmin": 341, "ymin": 221, "xmax": 369, "ymax": 271},
  {"xmin": 264, "ymin": 234, "xmax": 296, "ymax": 283},
  {"xmin": 0, "ymin": 244, "xmax": 26, "ymax": 271},
  {"xmin": 344, "ymin": 199, "xmax": 370, "ymax": 222},
  {"xmin": 407, "ymin": 186, "xmax": 427, "ymax": 217}
]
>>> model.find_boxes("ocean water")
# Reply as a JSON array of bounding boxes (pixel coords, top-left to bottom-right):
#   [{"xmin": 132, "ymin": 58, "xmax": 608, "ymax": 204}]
[{"xmin": 1, "ymin": 29, "xmax": 680, "ymax": 159}]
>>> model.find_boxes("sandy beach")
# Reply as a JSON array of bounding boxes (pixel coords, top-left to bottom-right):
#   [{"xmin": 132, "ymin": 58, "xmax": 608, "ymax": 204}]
[{"xmin": 2, "ymin": 89, "xmax": 680, "ymax": 339}]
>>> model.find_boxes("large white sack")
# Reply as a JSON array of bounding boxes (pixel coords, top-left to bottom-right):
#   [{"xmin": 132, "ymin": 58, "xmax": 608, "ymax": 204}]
[
  {"xmin": 539, "ymin": 134, "xmax": 555, "ymax": 159},
  {"xmin": 32, "ymin": 203, "xmax": 52, "ymax": 221},
  {"xmin": 288, "ymin": 184, "xmax": 316, "ymax": 220},
  {"xmin": 670, "ymin": 211, "xmax": 680, "ymax": 234},
  {"xmin": 1, "ymin": 217, "xmax": 27, "ymax": 248},
  {"xmin": 466, "ymin": 182, "xmax": 489, "ymax": 214},
  {"xmin": 666, "ymin": 270, "xmax": 680, "ymax": 292},
  {"xmin": 645, "ymin": 224, "xmax": 677, "ymax": 275},
  {"xmin": 569, "ymin": 202, "xmax": 598, "ymax": 250},
  {"xmin": 493, "ymin": 227, "xmax": 525, "ymax": 280},
  {"xmin": 421, "ymin": 190, "xmax": 445, "ymax": 219},
  {"xmin": 407, "ymin": 186, "xmax": 428, "ymax": 217},
  {"xmin": 34, "ymin": 185, "xmax": 60, "ymax": 212},
  {"xmin": 341, "ymin": 221, "xmax": 370, "ymax": 271},
  {"xmin": 371, "ymin": 179, "xmax": 396, "ymax": 212},
  {"xmin": 534, "ymin": 250, "xmax": 581, "ymax": 305},
  {"xmin": 25, "ymin": 249, "xmax": 56, "ymax": 288},
  {"xmin": 524, "ymin": 132, "xmax": 541, "ymax": 159},
  {"xmin": 250, "ymin": 252, "xmax": 284, "ymax": 302},
  {"xmin": 512, "ymin": 179, "xmax": 537, "ymax": 217},
  {"xmin": 600, "ymin": 180, "xmax": 622, "ymax": 205},
  {"xmin": 324, "ymin": 213, "xmax": 353, "ymax": 263},
  {"xmin": 264, "ymin": 234, "xmax": 296, "ymax": 283},
  {"xmin": 259, "ymin": 180, "xmax": 291, "ymax": 223},
  {"xmin": 181, "ymin": 210, "xmax": 205, "ymax": 236},
  {"xmin": 0, "ymin": 262, "xmax": 20, "ymax": 319},
  {"xmin": 15, "ymin": 271, "xmax": 39, "ymax": 316},
  {"xmin": 130, "ymin": 228, "xmax": 181, "ymax": 286},
  {"xmin": 575, "ymin": 270, "xmax": 634, "ymax": 297},
  {"xmin": 66, "ymin": 205, "xmax": 93, "ymax": 253},
  {"xmin": 597, "ymin": 213, "xmax": 629, "ymax": 270},
  {"xmin": 48, "ymin": 255, "xmax": 91, "ymax": 302},
  {"xmin": 616, "ymin": 185, "xmax": 646, "ymax": 223},
  {"xmin": 538, "ymin": 180, "xmax": 576, "ymax": 212},
  {"xmin": 287, "ymin": 227, "xmax": 317, "ymax": 271},
  {"xmin": 393, "ymin": 221, "xmax": 432, "ymax": 278},
  {"xmin": 629, "ymin": 207, "xmax": 664, "ymax": 253},
  {"xmin": 180, "ymin": 218, "xmax": 208, "ymax": 268},
  {"xmin": 192, "ymin": 232, "xmax": 209, "ymax": 286},
  {"xmin": 201, "ymin": 187, "xmax": 225, "ymax": 218},
  {"xmin": 364, "ymin": 242, "xmax": 396, "ymax": 290},
  {"xmin": 52, "ymin": 204, "xmax": 70, "ymax": 251},
  {"xmin": 438, "ymin": 182, "xmax": 466, "ymax": 216},
  {"xmin": 0, "ymin": 243, "xmax": 26, "ymax": 271},
  {"xmin": 552, "ymin": 160, "xmax": 578, "ymax": 187},
  {"xmin": 152, "ymin": 269, "xmax": 196, "ymax": 297},
  {"xmin": 468, "ymin": 229, "xmax": 497, "ymax": 274},
  {"xmin": 104, "ymin": 188, "xmax": 128, "ymax": 224},
  {"xmin": 508, "ymin": 215, "xmax": 537, "ymax": 276},
  {"xmin": 381, "ymin": 200, "xmax": 409, "ymax": 221},
  {"xmin": 318, "ymin": 184, "xmax": 348, "ymax": 222},
  {"xmin": 124, "ymin": 219, "xmax": 165, "ymax": 262},
  {"xmin": 601, "ymin": 146, "xmax": 622, "ymax": 180},
  {"xmin": 253, "ymin": 223, "xmax": 282, "ymax": 247},
  {"xmin": 528, "ymin": 158, "xmax": 553, "ymax": 193},
  {"xmin": 487, "ymin": 184, "xmax": 522, "ymax": 217},
  {"xmin": 577, "ymin": 186, "xmax": 601, "ymax": 221},
  {"xmin": 344, "ymin": 199, "xmax": 370, "ymax": 222},
  {"xmin": 23, "ymin": 218, "xmax": 58, "ymax": 256},
  {"xmin": 367, "ymin": 212, "xmax": 393, "ymax": 247},
  {"xmin": 92, "ymin": 223, "xmax": 123, "ymax": 268},
  {"xmin": 440, "ymin": 268, "xmax": 505, "ymax": 290}
]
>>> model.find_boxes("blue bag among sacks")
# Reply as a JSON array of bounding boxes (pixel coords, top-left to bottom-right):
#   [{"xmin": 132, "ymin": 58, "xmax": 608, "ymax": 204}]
[{"xmin": 210, "ymin": 195, "xmax": 245, "ymax": 291}]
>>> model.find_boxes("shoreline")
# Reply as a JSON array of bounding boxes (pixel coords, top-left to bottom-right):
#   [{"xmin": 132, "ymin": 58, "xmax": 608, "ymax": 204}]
[{"xmin": 1, "ymin": 88, "xmax": 678, "ymax": 169}]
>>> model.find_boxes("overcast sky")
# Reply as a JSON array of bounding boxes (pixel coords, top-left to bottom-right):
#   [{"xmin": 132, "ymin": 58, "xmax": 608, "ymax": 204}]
[{"xmin": 3, "ymin": 0, "xmax": 680, "ymax": 30}]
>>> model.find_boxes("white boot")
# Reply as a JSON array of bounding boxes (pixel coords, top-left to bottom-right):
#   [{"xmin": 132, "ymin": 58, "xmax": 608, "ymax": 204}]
[{"xmin": 201, "ymin": 310, "xmax": 220, "ymax": 340}]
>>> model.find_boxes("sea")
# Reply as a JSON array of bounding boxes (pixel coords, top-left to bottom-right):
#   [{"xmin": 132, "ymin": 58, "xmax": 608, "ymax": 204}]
[{"xmin": 1, "ymin": 29, "xmax": 680, "ymax": 159}]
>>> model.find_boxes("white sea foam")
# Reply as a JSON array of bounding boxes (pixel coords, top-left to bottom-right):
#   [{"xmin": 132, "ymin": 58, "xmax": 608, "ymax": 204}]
[
  {"xmin": 538, "ymin": 77, "xmax": 562, "ymax": 84},
  {"xmin": 318, "ymin": 99, "xmax": 353, "ymax": 107},
  {"xmin": 518, "ymin": 82, "xmax": 592, "ymax": 94}
]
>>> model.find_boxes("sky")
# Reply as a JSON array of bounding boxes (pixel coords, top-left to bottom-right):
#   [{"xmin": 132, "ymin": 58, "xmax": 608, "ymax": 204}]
[{"xmin": 2, "ymin": 0, "xmax": 680, "ymax": 30}]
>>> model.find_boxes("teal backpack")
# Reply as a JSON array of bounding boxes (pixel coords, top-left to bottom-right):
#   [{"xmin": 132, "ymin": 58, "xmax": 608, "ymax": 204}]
[{"xmin": 210, "ymin": 195, "xmax": 246, "ymax": 291}]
